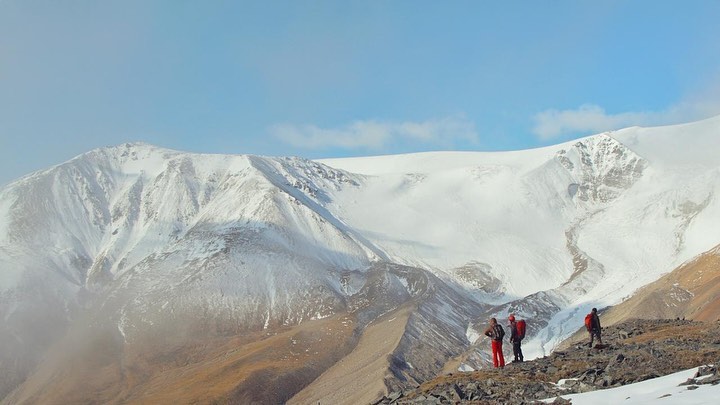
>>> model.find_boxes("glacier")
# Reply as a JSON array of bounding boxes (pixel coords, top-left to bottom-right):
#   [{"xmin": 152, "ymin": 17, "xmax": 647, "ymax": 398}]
[{"xmin": 1, "ymin": 116, "xmax": 719, "ymax": 399}]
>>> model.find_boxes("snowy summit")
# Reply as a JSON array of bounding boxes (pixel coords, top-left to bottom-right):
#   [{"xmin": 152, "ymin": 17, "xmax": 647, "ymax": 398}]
[{"xmin": 1, "ymin": 117, "xmax": 719, "ymax": 402}]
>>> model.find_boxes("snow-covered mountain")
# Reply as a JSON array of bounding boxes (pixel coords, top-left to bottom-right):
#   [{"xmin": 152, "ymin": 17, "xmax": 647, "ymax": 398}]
[{"xmin": 1, "ymin": 116, "xmax": 719, "ymax": 401}]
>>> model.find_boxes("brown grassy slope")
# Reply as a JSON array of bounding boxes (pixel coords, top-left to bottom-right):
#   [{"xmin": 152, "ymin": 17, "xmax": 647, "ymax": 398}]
[
  {"xmin": 602, "ymin": 243, "xmax": 720, "ymax": 324},
  {"xmin": 1, "ymin": 323, "xmax": 125, "ymax": 405},
  {"xmin": 563, "ymin": 243, "xmax": 720, "ymax": 347},
  {"xmin": 4, "ymin": 314, "xmax": 359, "ymax": 405},
  {"xmin": 288, "ymin": 305, "xmax": 413, "ymax": 405}
]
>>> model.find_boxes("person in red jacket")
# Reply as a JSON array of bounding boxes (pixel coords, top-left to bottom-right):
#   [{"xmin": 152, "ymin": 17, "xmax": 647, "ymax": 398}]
[
  {"xmin": 484, "ymin": 317, "xmax": 505, "ymax": 368},
  {"xmin": 588, "ymin": 307, "xmax": 603, "ymax": 347},
  {"xmin": 508, "ymin": 314, "xmax": 524, "ymax": 363}
]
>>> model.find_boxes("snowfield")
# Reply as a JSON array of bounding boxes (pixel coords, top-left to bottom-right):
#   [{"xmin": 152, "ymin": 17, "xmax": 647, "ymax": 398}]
[
  {"xmin": 1, "ymin": 116, "xmax": 719, "ymax": 397},
  {"xmin": 546, "ymin": 366, "xmax": 720, "ymax": 405},
  {"xmin": 321, "ymin": 117, "xmax": 720, "ymax": 358}
]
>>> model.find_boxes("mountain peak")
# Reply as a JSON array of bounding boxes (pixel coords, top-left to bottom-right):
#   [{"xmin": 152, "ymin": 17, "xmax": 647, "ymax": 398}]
[{"xmin": 2, "ymin": 117, "xmax": 720, "ymax": 402}]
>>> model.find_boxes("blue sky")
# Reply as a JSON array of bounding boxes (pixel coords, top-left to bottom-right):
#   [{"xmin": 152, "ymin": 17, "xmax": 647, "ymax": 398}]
[{"xmin": 1, "ymin": 1, "xmax": 720, "ymax": 186}]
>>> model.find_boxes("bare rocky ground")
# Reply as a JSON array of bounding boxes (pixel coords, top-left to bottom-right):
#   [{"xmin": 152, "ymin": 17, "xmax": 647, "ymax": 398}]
[{"xmin": 373, "ymin": 319, "xmax": 720, "ymax": 404}]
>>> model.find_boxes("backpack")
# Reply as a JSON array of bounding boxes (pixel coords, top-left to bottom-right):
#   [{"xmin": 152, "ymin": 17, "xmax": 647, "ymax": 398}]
[
  {"xmin": 492, "ymin": 324, "xmax": 505, "ymax": 341},
  {"xmin": 584, "ymin": 313, "xmax": 593, "ymax": 332},
  {"xmin": 517, "ymin": 319, "xmax": 526, "ymax": 340}
]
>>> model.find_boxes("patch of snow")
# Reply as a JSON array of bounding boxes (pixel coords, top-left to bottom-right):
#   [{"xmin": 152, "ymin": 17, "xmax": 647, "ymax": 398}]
[
  {"xmin": 310, "ymin": 312, "xmax": 331, "ymax": 320},
  {"xmin": 466, "ymin": 322, "xmax": 481, "ymax": 344},
  {"xmin": 545, "ymin": 366, "xmax": 720, "ymax": 404}
]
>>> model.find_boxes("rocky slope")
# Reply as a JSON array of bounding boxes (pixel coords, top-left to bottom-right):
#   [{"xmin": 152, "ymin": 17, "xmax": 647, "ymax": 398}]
[
  {"xmin": 374, "ymin": 319, "xmax": 720, "ymax": 404},
  {"xmin": 2, "ymin": 117, "xmax": 720, "ymax": 402}
]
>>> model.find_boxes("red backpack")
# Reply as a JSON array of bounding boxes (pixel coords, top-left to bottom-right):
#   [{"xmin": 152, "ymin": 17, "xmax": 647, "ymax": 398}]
[
  {"xmin": 584, "ymin": 313, "xmax": 593, "ymax": 331},
  {"xmin": 517, "ymin": 319, "xmax": 526, "ymax": 340}
]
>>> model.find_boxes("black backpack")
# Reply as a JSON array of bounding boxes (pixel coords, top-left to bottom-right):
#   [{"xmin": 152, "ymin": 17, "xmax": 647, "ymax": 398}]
[{"xmin": 493, "ymin": 324, "xmax": 505, "ymax": 340}]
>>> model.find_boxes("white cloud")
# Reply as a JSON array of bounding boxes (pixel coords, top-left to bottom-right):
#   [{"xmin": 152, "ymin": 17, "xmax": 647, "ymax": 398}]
[
  {"xmin": 533, "ymin": 105, "xmax": 646, "ymax": 140},
  {"xmin": 533, "ymin": 97, "xmax": 720, "ymax": 140},
  {"xmin": 269, "ymin": 115, "xmax": 478, "ymax": 150}
]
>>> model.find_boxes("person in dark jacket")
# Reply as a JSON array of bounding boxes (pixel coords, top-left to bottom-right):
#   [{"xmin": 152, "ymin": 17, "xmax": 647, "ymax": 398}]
[
  {"xmin": 484, "ymin": 317, "xmax": 505, "ymax": 368},
  {"xmin": 589, "ymin": 307, "xmax": 603, "ymax": 347},
  {"xmin": 508, "ymin": 314, "xmax": 523, "ymax": 362}
]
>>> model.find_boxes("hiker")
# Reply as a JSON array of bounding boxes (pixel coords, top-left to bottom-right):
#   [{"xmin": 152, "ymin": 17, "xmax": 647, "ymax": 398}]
[
  {"xmin": 587, "ymin": 307, "xmax": 603, "ymax": 347},
  {"xmin": 484, "ymin": 317, "xmax": 505, "ymax": 368},
  {"xmin": 508, "ymin": 314, "xmax": 524, "ymax": 362}
]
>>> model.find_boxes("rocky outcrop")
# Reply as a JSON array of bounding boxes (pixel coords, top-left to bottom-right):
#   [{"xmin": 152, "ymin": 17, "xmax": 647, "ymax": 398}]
[{"xmin": 374, "ymin": 319, "xmax": 720, "ymax": 404}]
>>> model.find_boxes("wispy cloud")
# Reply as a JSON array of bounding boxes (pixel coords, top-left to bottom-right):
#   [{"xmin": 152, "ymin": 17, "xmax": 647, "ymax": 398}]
[
  {"xmin": 269, "ymin": 115, "xmax": 478, "ymax": 150},
  {"xmin": 532, "ymin": 95, "xmax": 720, "ymax": 140},
  {"xmin": 532, "ymin": 105, "xmax": 649, "ymax": 140}
]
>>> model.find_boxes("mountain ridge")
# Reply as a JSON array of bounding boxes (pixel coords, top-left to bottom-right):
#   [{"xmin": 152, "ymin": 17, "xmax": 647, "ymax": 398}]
[{"xmin": 1, "ymin": 117, "xmax": 720, "ymax": 402}]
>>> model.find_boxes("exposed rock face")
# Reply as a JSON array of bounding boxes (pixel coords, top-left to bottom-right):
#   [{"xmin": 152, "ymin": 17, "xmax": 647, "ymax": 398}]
[
  {"xmin": 375, "ymin": 319, "xmax": 720, "ymax": 404},
  {"xmin": 385, "ymin": 271, "xmax": 485, "ymax": 392},
  {"xmin": 451, "ymin": 262, "xmax": 503, "ymax": 296},
  {"xmin": 556, "ymin": 134, "xmax": 647, "ymax": 204}
]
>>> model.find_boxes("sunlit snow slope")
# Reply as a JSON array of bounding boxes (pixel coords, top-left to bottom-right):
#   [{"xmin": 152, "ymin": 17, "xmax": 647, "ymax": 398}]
[
  {"xmin": 323, "ymin": 119, "xmax": 719, "ymax": 296},
  {"xmin": 1, "ymin": 116, "xmax": 719, "ymax": 398},
  {"xmin": 320, "ymin": 116, "xmax": 720, "ymax": 357}
]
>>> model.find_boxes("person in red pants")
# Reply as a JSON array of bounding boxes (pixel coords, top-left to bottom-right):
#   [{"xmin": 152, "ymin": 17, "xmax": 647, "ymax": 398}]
[{"xmin": 483, "ymin": 317, "xmax": 505, "ymax": 368}]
